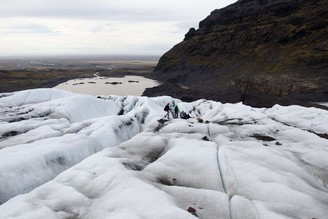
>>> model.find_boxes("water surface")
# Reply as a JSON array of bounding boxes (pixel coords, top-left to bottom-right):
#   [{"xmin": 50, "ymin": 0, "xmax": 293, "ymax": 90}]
[{"xmin": 55, "ymin": 75, "xmax": 159, "ymax": 96}]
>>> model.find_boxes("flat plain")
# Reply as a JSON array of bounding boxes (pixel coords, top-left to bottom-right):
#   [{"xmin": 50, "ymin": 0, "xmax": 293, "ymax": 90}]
[{"xmin": 0, "ymin": 56, "xmax": 158, "ymax": 93}]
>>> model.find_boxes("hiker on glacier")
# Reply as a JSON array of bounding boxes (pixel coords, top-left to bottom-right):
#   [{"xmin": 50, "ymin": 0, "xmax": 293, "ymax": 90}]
[
  {"xmin": 173, "ymin": 104, "xmax": 180, "ymax": 118},
  {"xmin": 164, "ymin": 102, "xmax": 172, "ymax": 119}
]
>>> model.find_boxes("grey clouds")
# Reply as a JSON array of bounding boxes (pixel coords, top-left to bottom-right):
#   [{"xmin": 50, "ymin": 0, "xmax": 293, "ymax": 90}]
[{"xmin": 0, "ymin": 0, "xmax": 237, "ymax": 56}]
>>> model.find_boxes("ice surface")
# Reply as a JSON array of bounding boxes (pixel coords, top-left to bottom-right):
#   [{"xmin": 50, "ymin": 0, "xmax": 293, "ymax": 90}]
[
  {"xmin": 0, "ymin": 88, "xmax": 72, "ymax": 107},
  {"xmin": 0, "ymin": 88, "xmax": 327, "ymax": 218}
]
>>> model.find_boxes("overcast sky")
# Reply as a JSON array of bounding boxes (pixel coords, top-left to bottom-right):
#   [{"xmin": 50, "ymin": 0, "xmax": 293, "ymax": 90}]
[{"xmin": 0, "ymin": 0, "xmax": 237, "ymax": 57}]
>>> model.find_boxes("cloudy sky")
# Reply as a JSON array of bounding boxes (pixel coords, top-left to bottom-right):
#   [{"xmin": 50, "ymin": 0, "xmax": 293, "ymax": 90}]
[{"xmin": 0, "ymin": 0, "xmax": 237, "ymax": 57}]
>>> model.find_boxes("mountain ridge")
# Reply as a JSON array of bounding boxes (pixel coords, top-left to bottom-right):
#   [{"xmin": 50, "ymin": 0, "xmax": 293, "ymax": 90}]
[{"xmin": 145, "ymin": 0, "xmax": 328, "ymax": 107}]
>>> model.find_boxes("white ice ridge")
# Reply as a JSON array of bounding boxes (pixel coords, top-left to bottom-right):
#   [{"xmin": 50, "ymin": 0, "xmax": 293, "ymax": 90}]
[{"xmin": 0, "ymin": 88, "xmax": 328, "ymax": 218}]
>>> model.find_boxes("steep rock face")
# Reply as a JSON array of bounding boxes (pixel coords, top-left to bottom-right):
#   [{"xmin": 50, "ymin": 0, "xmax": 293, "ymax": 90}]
[{"xmin": 148, "ymin": 0, "xmax": 328, "ymax": 106}]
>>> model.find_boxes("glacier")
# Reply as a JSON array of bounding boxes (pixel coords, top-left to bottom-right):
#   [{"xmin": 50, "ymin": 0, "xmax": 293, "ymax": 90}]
[{"xmin": 0, "ymin": 88, "xmax": 327, "ymax": 219}]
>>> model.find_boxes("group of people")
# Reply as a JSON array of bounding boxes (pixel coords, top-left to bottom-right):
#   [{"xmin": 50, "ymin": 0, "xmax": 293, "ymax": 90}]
[
  {"xmin": 164, "ymin": 102, "xmax": 179, "ymax": 119},
  {"xmin": 164, "ymin": 101, "xmax": 190, "ymax": 119}
]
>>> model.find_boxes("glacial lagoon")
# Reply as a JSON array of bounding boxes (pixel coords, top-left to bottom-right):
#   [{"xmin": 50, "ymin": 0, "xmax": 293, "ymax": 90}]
[{"xmin": 54, "ymin": 75, "xmax": 160, "ymax": 96}]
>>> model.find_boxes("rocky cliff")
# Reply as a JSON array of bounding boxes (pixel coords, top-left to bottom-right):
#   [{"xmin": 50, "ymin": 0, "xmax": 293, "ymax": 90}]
[{"xmin": 145, "ymin": 0, "xmax": 328, "ymax": 107}]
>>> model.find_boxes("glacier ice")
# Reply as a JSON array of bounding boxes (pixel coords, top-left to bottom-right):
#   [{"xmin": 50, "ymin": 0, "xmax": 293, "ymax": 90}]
[{"xmin": 0, "ymin": 88, "xmax": 328, "ymax": 218}]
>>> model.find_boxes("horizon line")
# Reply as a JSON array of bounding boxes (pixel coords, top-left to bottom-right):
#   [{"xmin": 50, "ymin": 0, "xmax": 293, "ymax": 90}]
[{"xmin": 0, "ymin": 54, "xmax": 161, "ymax": 60}]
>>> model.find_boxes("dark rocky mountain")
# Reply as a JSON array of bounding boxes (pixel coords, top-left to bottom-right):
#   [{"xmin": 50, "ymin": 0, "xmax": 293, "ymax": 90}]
[{"xmin": 144, "ymin": 0, "xmax": 328, "ymax": 107}]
